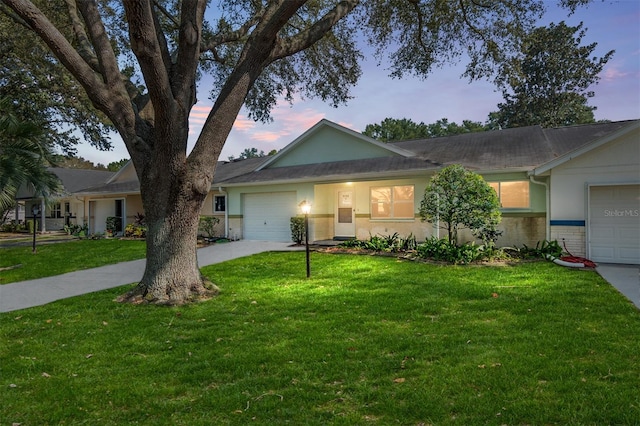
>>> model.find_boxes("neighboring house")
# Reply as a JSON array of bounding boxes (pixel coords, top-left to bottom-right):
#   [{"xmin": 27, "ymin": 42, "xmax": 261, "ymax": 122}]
[
  {"xmin": 15, "ymin": 119, "xmax": 639, "ymax": 264},
  {"xmin": 15, "ymin": 168, "xmax": 115, "ymax": 232}
]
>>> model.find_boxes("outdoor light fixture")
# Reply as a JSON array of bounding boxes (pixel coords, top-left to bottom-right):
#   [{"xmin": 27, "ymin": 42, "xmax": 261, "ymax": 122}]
[
  {"xmin": 31, "ymin": 204, "xmax": 40, "ymax": 254},
  {"xmin": 300, "ymin": 201, "xmax": 311, "ymax": 278}
]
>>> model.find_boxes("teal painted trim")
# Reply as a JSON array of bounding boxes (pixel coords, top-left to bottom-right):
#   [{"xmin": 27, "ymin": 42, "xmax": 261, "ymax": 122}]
[{"xmin": 550, "ymin": 220, "xmax": 585, "ymax": 226}]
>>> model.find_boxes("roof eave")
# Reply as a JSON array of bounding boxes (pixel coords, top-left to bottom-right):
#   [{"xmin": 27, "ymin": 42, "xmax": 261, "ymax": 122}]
[{"xmin": 529, "ymin": 120, "xmax": 640, "ymax": 176}]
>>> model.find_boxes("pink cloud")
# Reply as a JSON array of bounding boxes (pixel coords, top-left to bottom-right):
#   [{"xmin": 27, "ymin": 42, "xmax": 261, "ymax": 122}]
[
  {"xmin": 232, "ymin": 114, "xmax": 256, "ymax": 131},
  {"xmin": 601, "ymin": 66, "xmax": 632, "ymax": 82},
  {"xmin": 249, "ymin": 131, "xmax": 285, "ymax": 142}
]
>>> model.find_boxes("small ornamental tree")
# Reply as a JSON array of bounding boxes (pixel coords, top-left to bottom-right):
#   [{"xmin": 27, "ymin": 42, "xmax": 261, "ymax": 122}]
[{"xmin": 419, "ymin": 165, "xmax": 501, "ymax": 244}]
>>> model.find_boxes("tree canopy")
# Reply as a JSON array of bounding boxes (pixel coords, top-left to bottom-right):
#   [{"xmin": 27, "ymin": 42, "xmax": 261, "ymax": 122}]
[
  {"xmin": 363, "ymin": 118, "xmax": 487, "ymax": 142},
  {"xmin": 419, "ymin": 165, "xmax": 501, "ymax": 244},
  {"xmin": 489, "ymin": 21, "xmax": 614, "ymax": 128},
  {"xmin": 0, "ymin": 0, "xmax": 592, "ymax": 304}
]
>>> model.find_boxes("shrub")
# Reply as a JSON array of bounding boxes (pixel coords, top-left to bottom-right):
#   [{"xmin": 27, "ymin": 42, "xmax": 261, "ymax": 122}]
[
  {"xmin": 65, "ymin": 223, "xmax": 89, "ymax": 238},
  {"xmin": 419, "ymin": 164, "xmax": 501, "ymax": 244},
  {"xmin": 517, "ymin": 240, "xmax": 564, "ymax": 259},
  {"xmin": 290, "ymin": 217, "xmax": 305, "ymax": 245},
  {"xmin": 416, "ymin": 237, "xmax": 484, "ymax": 264},
  {"xmin": 199, "ymin": 216, "xmax": 220, "ymax": 239},
  {"xmin": 106, "ymin": 216, "xmax": 121, "ymax": 235},
  {"xmin": 1, "ymin": 220, "xmax": 25, "ymax": 232},
  {"xmin": 124, "ymin": 223, "xmax": 146, "ymax": 238},
  {"xmin": 338, "ymin": 233, "xmax": 417, "ymax": 253}
]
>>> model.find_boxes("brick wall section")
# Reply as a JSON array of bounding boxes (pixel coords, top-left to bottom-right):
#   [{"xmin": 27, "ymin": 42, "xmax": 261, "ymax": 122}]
[{"xmin": 550, "ymin": 225, "xmax": 586, "ymax": 257}]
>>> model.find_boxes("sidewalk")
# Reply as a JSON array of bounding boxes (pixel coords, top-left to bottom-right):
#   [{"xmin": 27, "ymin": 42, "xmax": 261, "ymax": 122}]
[{"xmin": 0, "ymin": 241, "xmax": 302, "ymax": 313}]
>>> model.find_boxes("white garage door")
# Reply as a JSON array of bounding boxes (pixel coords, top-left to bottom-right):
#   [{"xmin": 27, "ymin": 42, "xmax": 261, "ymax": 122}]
[
  {"xmin": 243, "ymin": 192, "xmax": 297, "ymax": 242},
  {"xmin": 589, "ymin": 185, "xmax": 640, "ymax": 264}
]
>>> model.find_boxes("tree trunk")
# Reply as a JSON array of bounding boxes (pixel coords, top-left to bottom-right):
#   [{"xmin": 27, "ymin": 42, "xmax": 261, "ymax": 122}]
[{"xmin": 118, "ymin": 160, "xmax": 219, "ymax": 305}]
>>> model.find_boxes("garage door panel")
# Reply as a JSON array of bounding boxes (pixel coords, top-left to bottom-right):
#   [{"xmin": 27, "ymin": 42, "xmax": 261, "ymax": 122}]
[
  {"xmin": 620, "ymin": 247, "xmax": 640, "ymax": 263},
  {"xmin": 243, "ymin": 192, "xmax": 297, "ymax": 242},
  {"xmin": 589, "ymin": 185, "xmax": 640, "ymax": 264}
]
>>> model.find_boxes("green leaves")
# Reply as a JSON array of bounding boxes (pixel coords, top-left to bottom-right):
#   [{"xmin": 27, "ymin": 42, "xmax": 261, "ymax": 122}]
[
  {"xmin": 419, "ymin": 165, "xmax": 501, "ymax": 244},
  {"xmin": 490, "ymin": 21, "xmax": 614, "ymax": 128},
  {"xmin": 0, "ymin": 98, "xmax": 61, "ymax": 211}
]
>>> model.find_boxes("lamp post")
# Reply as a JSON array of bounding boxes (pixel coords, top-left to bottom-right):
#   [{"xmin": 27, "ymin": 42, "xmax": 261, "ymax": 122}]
[
  {"xmin": 300, "ymin": 201, "xmax": 311, "ymax": 278},
  {"xmin": 31, "ymin": 204, "xmax": 40, "ymax": 254}
]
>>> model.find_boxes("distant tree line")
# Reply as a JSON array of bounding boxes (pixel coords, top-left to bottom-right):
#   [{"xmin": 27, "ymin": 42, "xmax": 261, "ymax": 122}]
[{"xmin": 363, "ymin": 21, "xmax": 613, "ymax": 142}]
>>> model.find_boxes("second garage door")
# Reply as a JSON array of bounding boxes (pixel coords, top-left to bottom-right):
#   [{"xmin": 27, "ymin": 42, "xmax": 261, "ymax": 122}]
[
  {"xmin": 589, "ymin": 184, "xmax": 640, "ymax": 264},
  {"xmin": 243, "ymin": 192, "xmax": 297, "ymax": 242}
]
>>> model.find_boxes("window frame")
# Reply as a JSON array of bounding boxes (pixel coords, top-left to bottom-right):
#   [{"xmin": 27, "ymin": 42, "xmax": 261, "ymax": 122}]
[
  {"xmin": 370, "ymin": 184, "xmax": 415, "ymax": 220},
  {"xmin": 214, "ymin": 195, "xmax": 226, "ymax": 213},
  {"xmin": 49, "ymin": 202, "xmax": 62, "ymax": 218}
]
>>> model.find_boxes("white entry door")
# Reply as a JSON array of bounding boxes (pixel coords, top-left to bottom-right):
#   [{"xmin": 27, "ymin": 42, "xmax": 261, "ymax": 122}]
[{"xmin": 335, "ymin": 190, "xmax": 355, "ymax": 238}]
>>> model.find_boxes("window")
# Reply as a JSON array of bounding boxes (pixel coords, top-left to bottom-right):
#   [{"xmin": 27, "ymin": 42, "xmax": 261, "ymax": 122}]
[
  {"xmin": 370, "ymin": 185, "xmax": 414, "ymax": 219},
  {"xmin": 214, "ymin": 195, "xmax": 226, "ymax": 212},
  {"xmin": 489, "ymin": 181, "xmax": 530, "ymax": 208},
  {"xmin": 50, "ymin": 203, "xmax": 62, "ymax": 218}
]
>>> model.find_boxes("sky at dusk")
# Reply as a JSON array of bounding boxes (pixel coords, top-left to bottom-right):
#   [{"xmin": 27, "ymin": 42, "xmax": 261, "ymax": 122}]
[{"xmin": 75, "ymin": 0, "xmax": 640, "ymax": 165}]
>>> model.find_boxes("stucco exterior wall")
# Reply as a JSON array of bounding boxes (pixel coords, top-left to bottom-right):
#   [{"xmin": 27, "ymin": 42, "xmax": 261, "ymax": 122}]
[
  {"xmin": 549, "ymin": 130, "xmax": 640, "ymax": 221},
  {"xmin": 126, "ymin": 195, "xmax": 144, "ymax": 225},
  {"xmin": 546, "ymin": 128, "xmax": 639, "ymax": 257},
  {"xmin": 269, "ymin": 125, "xmax": 397, "ymax": 168}
]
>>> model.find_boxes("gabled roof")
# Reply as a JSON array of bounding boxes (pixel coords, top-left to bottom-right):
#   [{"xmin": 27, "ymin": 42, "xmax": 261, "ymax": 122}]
[
  {"xmin": 530, "ymin": 120, "xmax": 640, "ymax": 175},
  {"xmin": 255, "ymin": 119, "xmax": 415, "ymax": 171},
  {"xmin": 32, "ymin": 119, "xmax": 638, "ymax": 196},
  {"xmin": 213, "ymin": 119, "xmax": 638, "ymax": 185},
  {"xmin": 50, "ymin": 168, "xmax": 115, "ymax": 194}
]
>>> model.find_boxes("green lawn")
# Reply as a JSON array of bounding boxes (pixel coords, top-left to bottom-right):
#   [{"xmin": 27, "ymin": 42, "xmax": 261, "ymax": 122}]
[
  {"xmin": 0, "ymin": 239, "xmax": 146, "ymax": 284},
  {"xmin": 1, "ymin": 252, "xmax": 639, "ymax": 425}
]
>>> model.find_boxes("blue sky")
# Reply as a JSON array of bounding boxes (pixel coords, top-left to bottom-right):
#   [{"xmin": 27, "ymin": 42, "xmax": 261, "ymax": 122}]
[{"xmin": 77, "ymin": 0, "xmax": 640, "ymax": 165}]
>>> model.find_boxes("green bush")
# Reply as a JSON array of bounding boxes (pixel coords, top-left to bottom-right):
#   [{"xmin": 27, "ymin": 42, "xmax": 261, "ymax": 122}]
[
  {"xmin": 339, "ymin": 233, "xmax": 417, "ymax": 253},
  {"xmin": 290, "ymin": 217, "xmax": 305, "ymax": 245},
  {"xmin": 419, "ymin": 164, "xmax": 501, "ymax": 244},
  {"xmin": 63, "ymin": 223, "xmax": 87, "ymax": 236},
  {"xmin": 106, "ymin": 216, "xmax": 122, "ymax": 234},
  {"xmin": 517, "ymin": 240, "xmax": 564, "ymax": 259},
  {"xmin": 1, "ymin": 220, "xmax": 25, "ymax": 232},
  {"xmin": 199, "ymin": 216, "xmax": 220, "ymax": 238},
  {"xmin": 416, "ymin": 237, "xmax": 484, "ymax": 264},
  {"xmin": 124, "ymin": 223, "xmax": 146, "ymax": 238}
]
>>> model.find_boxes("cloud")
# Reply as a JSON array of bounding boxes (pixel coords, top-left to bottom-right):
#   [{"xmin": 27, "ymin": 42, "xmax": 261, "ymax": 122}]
[{"xmin": 232, "ymin": 114, "xmax": 256, "ymax": 131}]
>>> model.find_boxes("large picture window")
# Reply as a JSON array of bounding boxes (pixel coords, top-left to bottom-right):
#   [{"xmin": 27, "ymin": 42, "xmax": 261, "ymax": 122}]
[
  {"xmin": 489, "ymin": 181, "xmax": 530, "ymax": 208},
  {"xmin": 370, "ymin": 185, "xmax": 414, "ymax": 219}
]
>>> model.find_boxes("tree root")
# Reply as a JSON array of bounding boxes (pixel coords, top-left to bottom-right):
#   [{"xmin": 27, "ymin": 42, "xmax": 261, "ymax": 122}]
[{"xmin": 115, "ymin": 279, "xmax": 220, "ymax": 306}]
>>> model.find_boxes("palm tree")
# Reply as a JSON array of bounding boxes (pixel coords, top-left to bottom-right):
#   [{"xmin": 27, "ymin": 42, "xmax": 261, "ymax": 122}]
[{"xmin": 0, "ymin": 97, "xmax": 60, "ymax": 212}]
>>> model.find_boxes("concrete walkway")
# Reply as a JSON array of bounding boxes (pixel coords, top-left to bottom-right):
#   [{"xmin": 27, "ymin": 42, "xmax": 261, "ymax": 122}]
[
  {"xmin": 0, "ymin": 241, "xmax": 302, "ymax": 313},
  {"xmin": 1, "ymin": 243, "xmax": 638, "ymax": 312}
]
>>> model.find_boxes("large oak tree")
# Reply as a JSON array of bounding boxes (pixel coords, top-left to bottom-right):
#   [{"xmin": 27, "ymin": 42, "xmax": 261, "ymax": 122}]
[
  {"xmin": 0, "ymin": 0, "xmax": 589, "ymax": 304},
  {"xmin": 489, "ymin": 21, "xmax": 614, "ymax": 128}
]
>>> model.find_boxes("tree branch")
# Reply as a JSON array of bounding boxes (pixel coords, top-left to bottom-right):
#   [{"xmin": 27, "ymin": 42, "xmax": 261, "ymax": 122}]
[
  {"xmin": 123, "ymin": 0, "xmax": 174, "ymax": 121},
  {"xmin": 270, "ymin": 0, "xmax": 359, "ymax": 61},
  {"xmin": 77, "ymin": 0, "xmax": 123, "ymax": 90},
  {"xmin": 64, "ymin": 0, "xmax": 100, "ymax": 72},
  {"xmin": 3, "ymin": 0, "xmax": 110, "ymax": 109},
  {"xmin": 173, "ymin": 0, "xmax": 206, "ymax": 108}
]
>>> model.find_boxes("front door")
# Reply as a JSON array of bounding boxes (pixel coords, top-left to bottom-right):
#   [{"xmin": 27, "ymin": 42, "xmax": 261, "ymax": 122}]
[{"xmin": 335, "ymin": 190, "xmax": 355, "ymax": 238}]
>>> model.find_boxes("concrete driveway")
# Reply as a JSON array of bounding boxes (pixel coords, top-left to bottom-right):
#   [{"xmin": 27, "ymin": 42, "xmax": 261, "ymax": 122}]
[{"xmin": 597, "ymin": 264, "xmax": 640, "ymax": 309}]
